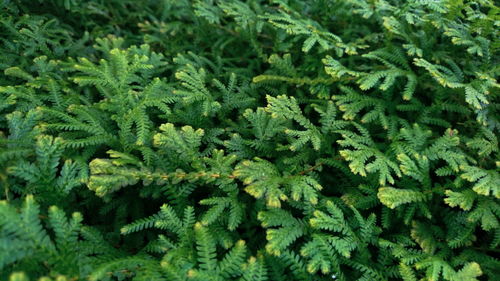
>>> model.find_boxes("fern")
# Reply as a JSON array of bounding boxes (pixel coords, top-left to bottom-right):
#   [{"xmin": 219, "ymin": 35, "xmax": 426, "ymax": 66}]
[
  {"xmin": 0, "ymin": 196, "xmax": 119, "ymax": 279},
  {"xmin": 2, "ymin": 0, "xmax": 499, "ymax": 280}
]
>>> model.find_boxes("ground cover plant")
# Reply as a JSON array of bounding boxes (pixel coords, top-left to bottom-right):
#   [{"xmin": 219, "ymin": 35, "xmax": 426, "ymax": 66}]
[{"xmin": 1, "ymin": 0, "xmax": 499, "ymax": 280}]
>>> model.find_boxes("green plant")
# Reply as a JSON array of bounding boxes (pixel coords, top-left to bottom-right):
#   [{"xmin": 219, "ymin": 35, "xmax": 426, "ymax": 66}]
[{"xmin": 1, "ymin": 0, "xmax": 499, "ymax": 280}]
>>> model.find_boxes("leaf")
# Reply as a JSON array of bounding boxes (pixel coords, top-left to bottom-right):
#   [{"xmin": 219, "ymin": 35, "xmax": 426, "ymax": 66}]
[{"xmin": 377, "ymin": 187, "xmax": 427, "ymax": 209}]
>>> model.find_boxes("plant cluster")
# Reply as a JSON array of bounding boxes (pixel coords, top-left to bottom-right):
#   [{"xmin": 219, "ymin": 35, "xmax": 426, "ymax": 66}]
[{"xmin": 1, "ymin": 0, "xmax": 499, "ymax": 280}]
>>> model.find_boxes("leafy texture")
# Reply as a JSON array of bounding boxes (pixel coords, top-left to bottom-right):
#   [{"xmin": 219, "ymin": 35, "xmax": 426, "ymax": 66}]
[{"xmin": 1, "ymin": 0, "xmax": 499, "ymax": 280}]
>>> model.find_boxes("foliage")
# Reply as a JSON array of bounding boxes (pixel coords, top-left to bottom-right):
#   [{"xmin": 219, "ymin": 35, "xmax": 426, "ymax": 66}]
[{"xmin": 1, "ymin": 0, "xmax": 499, "ymax": 280}]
